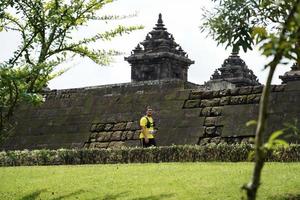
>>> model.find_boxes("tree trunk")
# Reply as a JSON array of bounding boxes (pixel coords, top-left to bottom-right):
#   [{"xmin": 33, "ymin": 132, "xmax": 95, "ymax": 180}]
[
  {"xmin": 243, "ymin": 1, "xmax": 300, "ymax": 197},
  {"xmin": 244, "ymin": 65, "xmax": 276, "ymax": 200}
]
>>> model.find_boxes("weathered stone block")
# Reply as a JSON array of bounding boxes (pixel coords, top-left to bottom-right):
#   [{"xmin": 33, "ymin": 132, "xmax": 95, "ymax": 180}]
[
  {"xmin": 95, "ymin": 124, "xmax": 105, "ymax": 132},
  {"xmin": 125, "ymin": 131, "xmax": 135, "ymax": 140},
  {"xmin": 124, "ymin": 140, "xmax": 140, "ymax": 148},
  {"xmin": 204, "ymin": 117, "xmax": 217, "ymax": 126},
  {"xmin": 89, "ymin": 132, "xmax": 98, "ymax": 139},
  {"xmin": 104, "ymin": 124, "xmax": 114, "ymax": 131},
  {"xmin": 285, "ymin": 80, "xmax": 300, "ymax": 91},
  {"xmin": 238, "ymin": 86, "xmax": 253, "ymax": 95},
  {"xmin": 200, "ymin": 98, "xmax": 220, "ymax": 107},
  {"xmin": 230, "ymin": 95, "xmax": 247, "ymax": 105},
  {"xmin": 174, "ymin": 90, "xmax": 191, "ymax": 100},
  {"xmin": 270, "ymin": 85, "xmax": 276, "ymax": 92},
  {"xmin": 273, "ymin": 84, "xmax": 286, "ymax": 92},
  {"xmin": 183, "ymin": 99, "xmax": 200, "ymax": 108},
  {"xmin": 157, "ymin": 100, "xmax": 183, "ymax": 109},
  {"xmin": 189, "ymin": 91, "xmax": 202, "ymax": 100},
  {"xmin": 268, "ymin": 98, "xmax": 300, "ymax": 114},
  {"xmin": 205, "ymin": 116, "xmax": 223, "ymax": 126},
  {"xmin": 200, "ymin": 107, "xmax": 212, "ymax": 117},
  {"xmin": 92, "ymin": 142, "xmax": 109, "ymax": 149},
  {"xmin": 108, "ymin": 141, "xmax": 125, "ymax": 149},
  {"xmin": 247, "ymin": 94, "xmax": 261, "ymax": 104},
  {"xmin": 201, "ymin": 91, "xmax": 214, "ymax": 99},
  {"xmin": 125, "ymin": 122, "xmax": 133, "ymax": 130},
  {"xmin": 230, "ymin": 88, "xmax": 240, "ymax": 95},
  {"xmin": 219, "ymin": 89, "xmax": 231, "ymax": 96},
  {"xmin": 183, "ymin": 108, "xmax": 202, "ymax": 118},
  {"xmin": 222, "ymin": 104, "xmax": 258, "ymax": 137},
  {"xmin": 215, "ymin": 126, "xmax": 223, "ymax": 136},
  {"xmin": 96, "ymin": 132, "xmax": 112, "ymax": 142},
  {"xmin": 112, "ymin": 122, "xmax": 127, "ymax": 131},
  {"xmin": 111, "ymin": 131, "xmax": 123, "ymax": 141},
  {"xmin": 131, "ymin": 121, "xmax": 140, "ymax": 131},
  {"xmin": 120, "ymin": 131, "xmax": 128, "ymax": 140},
  {"xmin": 133, "ymin": 130, "xmax": 140, "ymax": 140},
  {"xmin": 212, "ymin": 91, "xmax": 220, "ymax": 98},
  {"xmin": 220, "ymin": 96, "xmax": 231, "ymax": 105},
  {"xmin": 176, "ymin": 117, "xmax": 205, "ymax": 128},
  {"xmin": 205, "ymin": 126, "xmax": 216, "ymax": 135},
  {"xmin": 198, "ymin": 137, "xmax": 211, "ymax": 145},
  {"xmin": 252, "ymin": 85, "xmax": 263, "ymax": 94},
  {"xmin": 211, "ymin": 107, "xmax": 222, "ymax": 116},
  {"xmin": 157, "ymin": 127, "xmax": 205, "ymax": 145}
]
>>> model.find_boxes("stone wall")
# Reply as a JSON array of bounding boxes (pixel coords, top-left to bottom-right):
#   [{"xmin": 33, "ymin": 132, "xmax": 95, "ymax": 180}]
[
  {"xmin": 2, "ymin": 80, "xmax": 300, "ymax": 150},
  {"xmin": 2, "ymin": 80, "xmax": 191, "ymax": 150}
]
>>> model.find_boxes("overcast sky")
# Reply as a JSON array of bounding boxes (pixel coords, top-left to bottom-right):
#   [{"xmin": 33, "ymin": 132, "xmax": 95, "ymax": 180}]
[{"xmin": 0, "ymin": 0, "xmax": 291, "ymax": 89}]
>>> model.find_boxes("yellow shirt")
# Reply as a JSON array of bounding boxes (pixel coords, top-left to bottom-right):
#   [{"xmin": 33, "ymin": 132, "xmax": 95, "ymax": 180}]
[{"xmin": 139, "ymin": 116, "xmax": 154, "ymax": 139}]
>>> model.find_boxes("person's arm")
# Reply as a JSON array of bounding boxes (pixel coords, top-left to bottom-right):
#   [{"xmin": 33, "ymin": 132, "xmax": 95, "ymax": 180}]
[{"xmin": 141, "ymin": 125, "xmax": 149, "ymax": 143}]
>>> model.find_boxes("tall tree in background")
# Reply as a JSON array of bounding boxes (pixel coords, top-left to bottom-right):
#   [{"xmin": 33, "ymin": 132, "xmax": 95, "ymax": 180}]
[
  {"xmin": 0, "ymin": 0, "xmax": 143, "ymax": 142},
  {"xmin": 201, "ymin": 0, "xmax": 300, "ymax": 199}
]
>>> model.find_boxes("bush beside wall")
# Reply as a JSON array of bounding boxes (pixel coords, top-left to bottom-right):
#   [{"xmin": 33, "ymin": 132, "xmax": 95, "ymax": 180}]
[{"xmin": 0, "ymin": 144, "xmax": 299, "ymax": 166}]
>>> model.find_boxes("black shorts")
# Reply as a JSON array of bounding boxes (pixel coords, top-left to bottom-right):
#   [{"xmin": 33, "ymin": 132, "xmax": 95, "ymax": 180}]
[{"xmin": 141, "ymin": 138, "xmax": 157, "ymax": 148}]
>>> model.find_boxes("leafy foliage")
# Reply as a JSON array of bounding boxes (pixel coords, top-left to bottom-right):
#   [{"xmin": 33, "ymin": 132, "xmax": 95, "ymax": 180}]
[
  {"xmin": 0, "ymin": 144, "xmax": 300, "ymax": 166},
  {"xmin": 201, "ymin": 0, "xmax": 300, "ymax": 59},
  {"xmin": 0, "ymin": 0, "xmax": 143, "ymax": 142}
]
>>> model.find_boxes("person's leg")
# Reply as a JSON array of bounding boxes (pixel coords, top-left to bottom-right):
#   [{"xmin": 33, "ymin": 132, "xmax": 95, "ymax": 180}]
[
  {"xmin": 140, "ymin": 139, "xmax": 144, "ymax": 147},
  {"xmin": 149, "ymin": 138, "xmax": 157, "ymax": 147},
  {"xmin": 141, "ymin": 138, "xmax": 151, "ymax": 148}
]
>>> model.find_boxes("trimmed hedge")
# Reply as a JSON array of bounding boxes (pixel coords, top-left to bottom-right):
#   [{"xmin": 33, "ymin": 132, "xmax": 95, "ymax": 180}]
[{"xmin": 0, "ymin": 144, "xmax": 300, "ymax": 166}]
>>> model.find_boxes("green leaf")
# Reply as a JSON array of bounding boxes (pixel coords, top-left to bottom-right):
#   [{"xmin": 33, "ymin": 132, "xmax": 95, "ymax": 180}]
[
  {"xmin": 246, "ymin": 120, "xmax": 257, "ymax": 127},
  {"xmin": 273, "ymin": 139, "xmax": 288, "ymax": 147},
  {"xmin": 268, "ymin": 130, "xmax": 284, "ymax": 143}
]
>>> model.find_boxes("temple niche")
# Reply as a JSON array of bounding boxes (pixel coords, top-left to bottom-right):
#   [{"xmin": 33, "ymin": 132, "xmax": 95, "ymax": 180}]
[
  {"xmin": 125, "ymin": 14, "xmax": 194, "ymax": 82},
  {"xmin": 205, "ymin": 51, "xmax": 261, "ymax": 90}
]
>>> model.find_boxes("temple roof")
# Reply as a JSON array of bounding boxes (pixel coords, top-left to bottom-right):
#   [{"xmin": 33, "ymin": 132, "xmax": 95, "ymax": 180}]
[
  {"xmin": 209, "ymin": 51, "xmax": 260, "ymax": 87},
  {"xmin": 125, "ymin": 14, "xmax": 194, "ymax": 64},
  {"xmin": 279, "ymin": 63, "xmax": 300, "ymax": 83}
]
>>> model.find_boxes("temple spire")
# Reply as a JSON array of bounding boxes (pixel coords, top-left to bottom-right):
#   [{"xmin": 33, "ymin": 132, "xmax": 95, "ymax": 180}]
[
  {"xmin": 206, "ymin": 52, "xmax": 260, "ymax": 87},
  {"xmin": 158, "ymin": 13, "xmax": 163, "ymax": 24},
  {"xmin": 154, "ymin": 13, "xmax": 166, "ymax": 30}
]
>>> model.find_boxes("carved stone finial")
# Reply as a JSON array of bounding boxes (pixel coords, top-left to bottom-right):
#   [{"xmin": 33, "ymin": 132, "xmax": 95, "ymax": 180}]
[
  {"xmin": 210, "ymin": 69, "xmax": 221, "ymax": 80},
  {"xmin": 133, "ymin": 44, "xmax": 142, "ymax": 54},
  {"xmin": 158, "ymin": 13, "xmax": 163, "ymax": 24},
  {"xmin": 154, "ymin": 13, "xmax": 166, "ymax": 31},
  {"xmin": 136, "ymin": 44, "xmax": 142, "ymax": 50}
]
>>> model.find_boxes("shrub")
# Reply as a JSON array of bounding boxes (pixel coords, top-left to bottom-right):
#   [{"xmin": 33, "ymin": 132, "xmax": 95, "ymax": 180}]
[{"xmin": 0, "ymin": 144, "xmax": 299, "ymax": 166}]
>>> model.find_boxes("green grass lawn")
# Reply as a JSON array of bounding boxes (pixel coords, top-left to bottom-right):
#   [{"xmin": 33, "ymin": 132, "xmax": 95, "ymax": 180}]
[{"xmin": 0, "ymin": 162, "xmax": 299, "ymax": 200}]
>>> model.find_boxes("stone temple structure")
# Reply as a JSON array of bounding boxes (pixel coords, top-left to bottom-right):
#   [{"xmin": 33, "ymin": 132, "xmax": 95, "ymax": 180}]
[
  {"xmin": 1, "ymin": 14, "xmax": 300, "ymax": 150},
  {"xmin": 205, "ymin": 51, "xmax": 260, "ymax": 90},
  {"xmin": 125, "ymin": 13, "xmax": 194, "ymax": 82}
]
